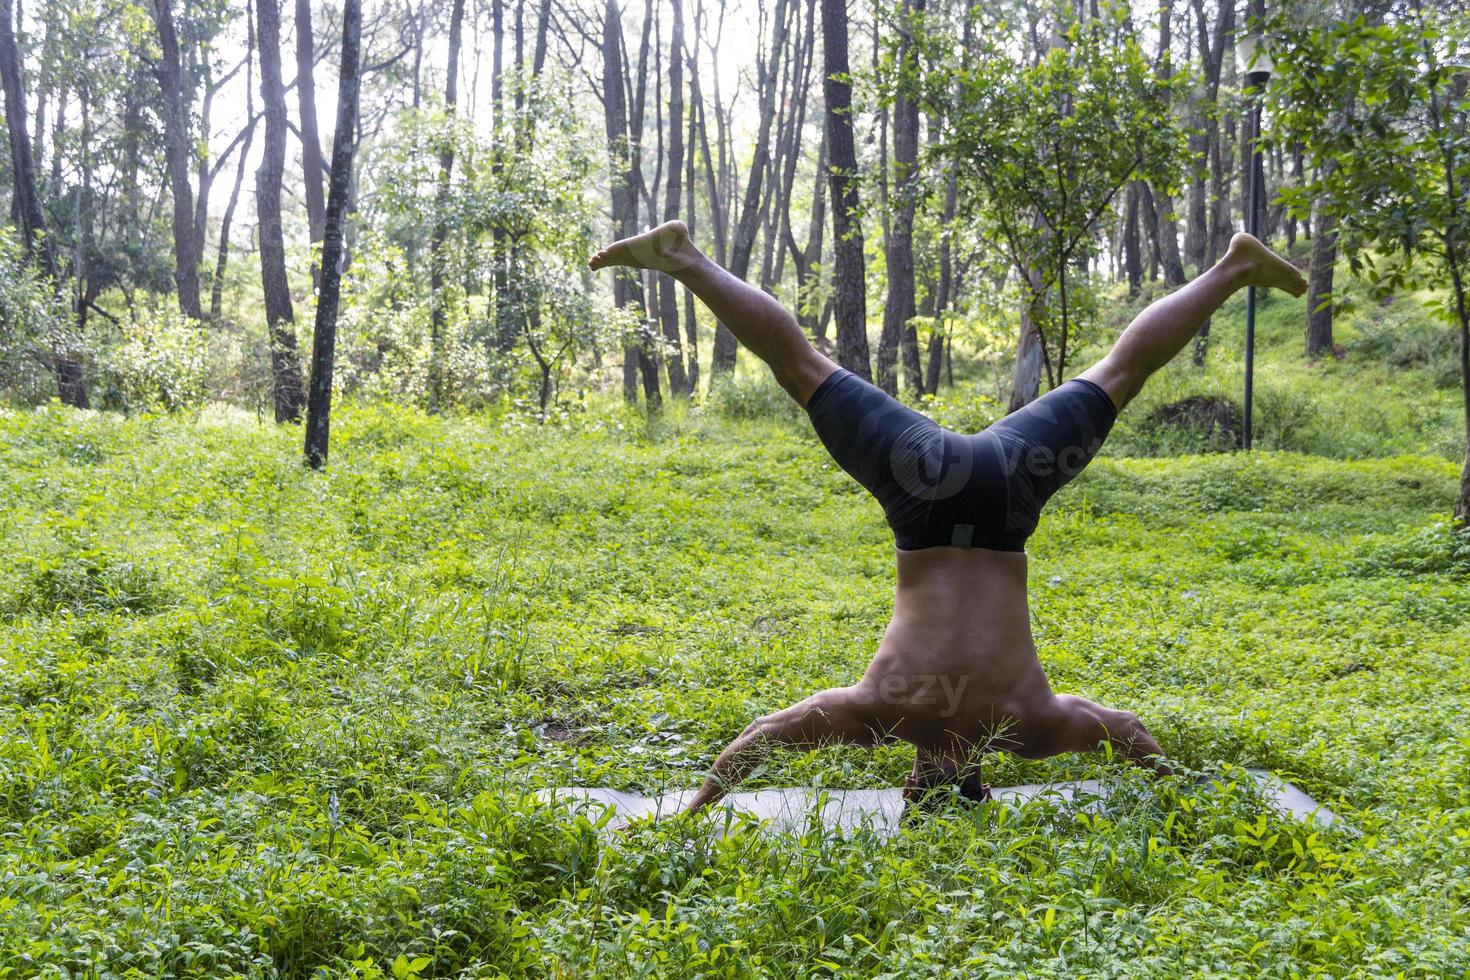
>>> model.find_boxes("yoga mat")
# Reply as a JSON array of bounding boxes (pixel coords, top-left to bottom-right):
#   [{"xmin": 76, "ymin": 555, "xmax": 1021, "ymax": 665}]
[{"xmin": 539, "ymin": 769, "xmax": 1342, "ymax": 836}]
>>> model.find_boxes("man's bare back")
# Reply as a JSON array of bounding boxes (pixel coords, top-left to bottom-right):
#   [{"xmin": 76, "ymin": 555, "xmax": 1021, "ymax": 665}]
[{"xmin": 589, "ymin": 218, "xmax": 1305, "ymax": 818}]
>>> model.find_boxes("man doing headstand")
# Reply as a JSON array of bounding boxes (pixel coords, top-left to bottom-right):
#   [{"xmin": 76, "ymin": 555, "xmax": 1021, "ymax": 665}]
[{"xmin": 590, "ymin": 220, "xmax": 1306, "ymax": 816}]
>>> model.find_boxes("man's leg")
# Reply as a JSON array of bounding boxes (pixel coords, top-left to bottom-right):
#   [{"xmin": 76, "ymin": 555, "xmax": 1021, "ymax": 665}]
[
  {"xmin": 1077, "ymin": 233, "xmax": 1306, "ymax": 411},
  {"xmin": 679, "ymin": 687, "xmax": 881, "ymax": 815},
  {"xmin": 590, "ymin": 220, "xmax": 838, "ymax": 404}
]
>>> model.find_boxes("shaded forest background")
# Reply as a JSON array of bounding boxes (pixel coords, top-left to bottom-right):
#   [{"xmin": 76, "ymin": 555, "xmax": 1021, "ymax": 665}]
[{"xmin": 0, "ymin": 0, "xmax": 1467, "ymax": 513}]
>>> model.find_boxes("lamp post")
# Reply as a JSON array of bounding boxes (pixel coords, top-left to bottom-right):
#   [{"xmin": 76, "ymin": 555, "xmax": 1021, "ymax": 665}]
[{"xmin": 1236, "ymin": 5, "xmax": 1272, "ymax": 451}]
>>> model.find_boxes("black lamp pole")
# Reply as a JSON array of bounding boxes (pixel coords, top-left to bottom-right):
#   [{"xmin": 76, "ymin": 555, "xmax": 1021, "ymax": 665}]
[
  {"xmin": 1242, "ymin": 0, "xmax": 1269, "ymax": 451},
  {"xmin": 1244, "ymin": 101, "xmax": 1263, "ymax": 450}
]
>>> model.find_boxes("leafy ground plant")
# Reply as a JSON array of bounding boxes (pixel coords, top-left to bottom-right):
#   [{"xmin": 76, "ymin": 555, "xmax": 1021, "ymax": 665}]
[{"xmin": 0, "ymin": 366, "xmax": 1467, "ymax": 974}]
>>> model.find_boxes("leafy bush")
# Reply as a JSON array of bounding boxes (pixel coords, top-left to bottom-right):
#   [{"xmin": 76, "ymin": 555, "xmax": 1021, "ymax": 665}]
[
  {"xmin": 95, "ymin": 298, "xmax": 211, "ymax": 412},
  {"xmin": 1349, "ymin": 312, "xmax": 1462, "ymax": 390},
  {"xmin": 705, "ymin": 372, "xmax": 803, "ymax": 421},
  {"xmin": 10, "ymin": 548, "xmax": 168, "ymax": 615},
  {"xmin": 0, "ymin": 229, "xmax": 73, "ymax": 405},
  {"xmin": 1347, "ymin": 520, "xmax": 1470, "ymax": 578}
]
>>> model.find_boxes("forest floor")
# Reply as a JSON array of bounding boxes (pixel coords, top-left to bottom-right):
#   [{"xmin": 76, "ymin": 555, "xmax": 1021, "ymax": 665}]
[{"xmin": 3, "ymin": 291, "xmax": 1469, "ymax": 975}]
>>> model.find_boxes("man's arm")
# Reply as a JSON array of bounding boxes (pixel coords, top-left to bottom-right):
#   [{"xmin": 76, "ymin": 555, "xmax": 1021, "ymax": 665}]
[
  {"xmin": 678, "ymin": 687, "xmax": 879, "ymax": 816},
  {"xmin": 1050, "ymin": 694, "xmax": 1174, "ymax": 775}
]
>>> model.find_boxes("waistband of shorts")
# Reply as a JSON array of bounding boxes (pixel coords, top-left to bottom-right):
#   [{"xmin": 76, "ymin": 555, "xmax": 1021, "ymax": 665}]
[{"xmin": 894, "ymin": 524, "xmax": 1028, "ymax": 553}]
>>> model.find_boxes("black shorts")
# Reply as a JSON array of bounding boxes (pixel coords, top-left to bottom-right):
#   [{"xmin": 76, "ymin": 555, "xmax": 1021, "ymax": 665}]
[{"xmin": 805, "ymin": 370, "xmax": 1118, "ymax": 552}]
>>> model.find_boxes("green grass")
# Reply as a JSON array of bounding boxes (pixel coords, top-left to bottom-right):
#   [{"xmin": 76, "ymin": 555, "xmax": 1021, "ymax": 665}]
[{"xmin": 1, "ymin": 365, "xmax": 1468, "ymax": 975}]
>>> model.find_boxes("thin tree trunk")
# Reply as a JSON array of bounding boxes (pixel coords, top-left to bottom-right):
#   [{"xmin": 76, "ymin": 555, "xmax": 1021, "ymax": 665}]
[
  {"xmin": 295, "ymin": 0, "xmax": 326, "ymax": 286},
  {"xmin": 794, "ymin": 130, "xmax": 827, "ymax": 339},
  {"xmin": 710, "ymin": 0, "xmax": 791, "ymax": 380},
  {"xmin": 428, "ymin": 0, "xmax": 466, "ymax": 411},
  {"xmin": 1146, "ymin": 181, "xmax": 1186, "ymax": 286},
  {"xmin": 886, "ymin": 0, "xmax": 925, "ymax": 396},
  {"xmin": 212, "ymin": 5, "xmax": 257, "ymax": 324},
  {"xmin": 256, "ymin": 0, "xmax": 305, "ymax": 422},
  {"xmin": 304, "ymin": 0, "xmax": 361, "ymax": 469},
  {"xmin": 923, "ymin": 145, "xmax": 958, "ymax": 395},
  {"xmin": 821, "ymin": 0, "xmax": 871, "ymax": 379},
  {"xmin": 1149, "ymin": 0, "xmax": 1186, "ymax": 287},
  {"xmin": 2, "ymin": 0, "xmax": 87, "ymax": 405},
  {"xmin": 683, "ymin": 19, "xmax": 701, "ymax": 390},
  {"xmin": 1008, "ymin": 271, "xmax": 1046, "ymax": 413},
  {"xmin": 211, "ymin": 118, "xmax": 256, "ymax": 322},
  {"xmin": 150, "ymin": 0, "xmax": 203, "ymax": 320},
  {"xmin": 1124, "ymin": 182, "xmax": 1143, "ymax": 298},
  {"xmin": 1305, "ymin": 202, "xmax": 1337, "ymax": 359},
  {"xmin": 658, "ymin": 0, "xmax": 690, "ymax": 395},
  {"xmin": 602, "ymin": 0, "xmax": 659, "ymax": 408}
]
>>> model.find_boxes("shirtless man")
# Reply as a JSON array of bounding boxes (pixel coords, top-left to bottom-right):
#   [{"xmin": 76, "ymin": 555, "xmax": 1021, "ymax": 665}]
[{"xmin": 590, "ymin": 220, "xmax": 1306, "ymax": 816}]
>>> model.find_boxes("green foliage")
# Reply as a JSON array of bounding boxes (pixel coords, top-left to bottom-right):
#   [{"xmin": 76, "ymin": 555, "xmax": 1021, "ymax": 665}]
[
  {"xmin": 350, "ymin": 72, "xmax": 609, "ymax": 413},
  {"xmin": 1270, "ymin": 3, "xmax": 1470, "ymax": 321},
  {"xmin": 1349, "ymin": 308, "xmax": 1463, "ymax": 391},
  {"xmin": 95, "ymin": 296, "xmax": 212, "ymax": 411},
  {"xmin": 1, "ymin": 395, "xmax": 1468, "ymax": 974},
  {"xmin": 926, "ymin": 0, "xmax": 1188, "ymax": 382},
  {"xmin": 0, "ymin": 229, "xmax": 71, "ymax": 404}
]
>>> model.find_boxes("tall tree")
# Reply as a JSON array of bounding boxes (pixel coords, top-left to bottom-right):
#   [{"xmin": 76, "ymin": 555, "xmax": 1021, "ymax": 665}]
[
  {"xmin": 1150, "ymin": 0, "xmax": 1188, "ymax": 286},
  {"xmin": 601, "ymin": 0, "xmax": 661, "ymax": 408},
  {"xmin": 149, "ymin": 0, "xmax": 203, "ymax": 320},
  {"xmin": 428, "ymin": 0, "xmax": 465, "ymax": 412},
  {"xmin": 256, "ymin": 0, "xmax": 306, "ymax": 422},
  {"xmin": 295, "ymin": 0, "xmax": 326, "ymax": 283},
  {"xmin": 883, "ymin": 0, "xmax": 925, "ymax": 395},
  {"xmin": 821, "ymin": 0, "xmax": 872, "ymax": 379},
  {"xmin": 305, "ymin": 0, "xmax": 363, "ymax": 469},
  {"xmin": 710, "ymin": 0, "xmax": 791, "ymax": 379},
  {"xmin": 211, "ymin": 2, "xmax": 259, "ymax": 322},
  {"xmin": 1305, "ymin": 195, "xmax": 1338, "ymax": 358},
  {"xmin": 657, "ymin": 0, "xmax": 690, "ymax": 395},
  {"xmin": 1187, "ymin": 0, "xmax": 1234, "ymax": 364}
]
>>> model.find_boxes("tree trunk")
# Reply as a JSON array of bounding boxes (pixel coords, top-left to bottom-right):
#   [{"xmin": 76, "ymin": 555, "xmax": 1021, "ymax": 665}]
[
  {"xmin": 428, "ymin": 0, "xmax": 466, "ymax": 412},
  {"xmin": 1008, "ymin": 272, "xmax": 1046, "ymax": 413},
  {"xmin": 601, "ymin": 0, "xmax": 659, "ymax": 408},
  {"xmin": 923, "ymin": 150, "xmax": 958, "ymax": 395},
  {"xmin": 295, "ymin": 0, "xmax": 326, "ymax": 285},
  {"xmin": 256, "ymin": 0, "xmax": 305, "ymax": 422},
  {"xmin": 683, "ymin": 31, "xmax": 700, "ymax": 391},
  {"xmin": 710, "ymin": 0, "xmax": 791, "ymax": 380},
  {"xmin": 821, "ymin": 0, "xmax": 871, "ymax": 380},
  {"xmin": 885, "ymin": 0, "xmax": 924, "ymax": 396},
  {"xmin": 213, "ymin": 9, "xmax": 257, "ymax": 323},
  {"xmin": 1124, "ymin": 182, "xmax": 1143, "ymax": 298},
  {"xmin": 211, "ymin": 118, "xmax": 256, "ymax": 322},
  {"xmin": 150, "ymin": 0, "xmax": 203, "ymax": 320},
  {"xmin": 658, "ymin": 0, "xmax": 690, "ymax": 396},
  {"xmin": 304, "ymin": 0, "xmax": 360, "ymax": 468},
  {"xmin": 1, "ymin": 0, "xmax": 50, "ymax": 273},
  {"xmin": 1147, "ymin": 0, "xmax": 1187, "ymax": 287},
  {"xmin": 1305, "ymin": 203, "xmax": 1337, "ymax": 359},
  {"xmin": 795, "ymin": 130, "xmax": 826, "ymax": 339}
]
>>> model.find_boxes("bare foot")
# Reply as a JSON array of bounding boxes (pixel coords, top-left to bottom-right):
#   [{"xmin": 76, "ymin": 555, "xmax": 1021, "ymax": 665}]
[
  {"xmin": 1226, "ymin": 232, "xmax": 1308, "ymax": 297},
  {"xmin": 588, "ymin": 219, "xmax": 701, "ymax": 274}
]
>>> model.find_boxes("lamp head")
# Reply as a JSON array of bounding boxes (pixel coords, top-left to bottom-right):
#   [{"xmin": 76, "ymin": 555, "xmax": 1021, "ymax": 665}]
[{"xmin": 1236, "ymin": 33, "xmax": 1274, "ymax": 84}]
